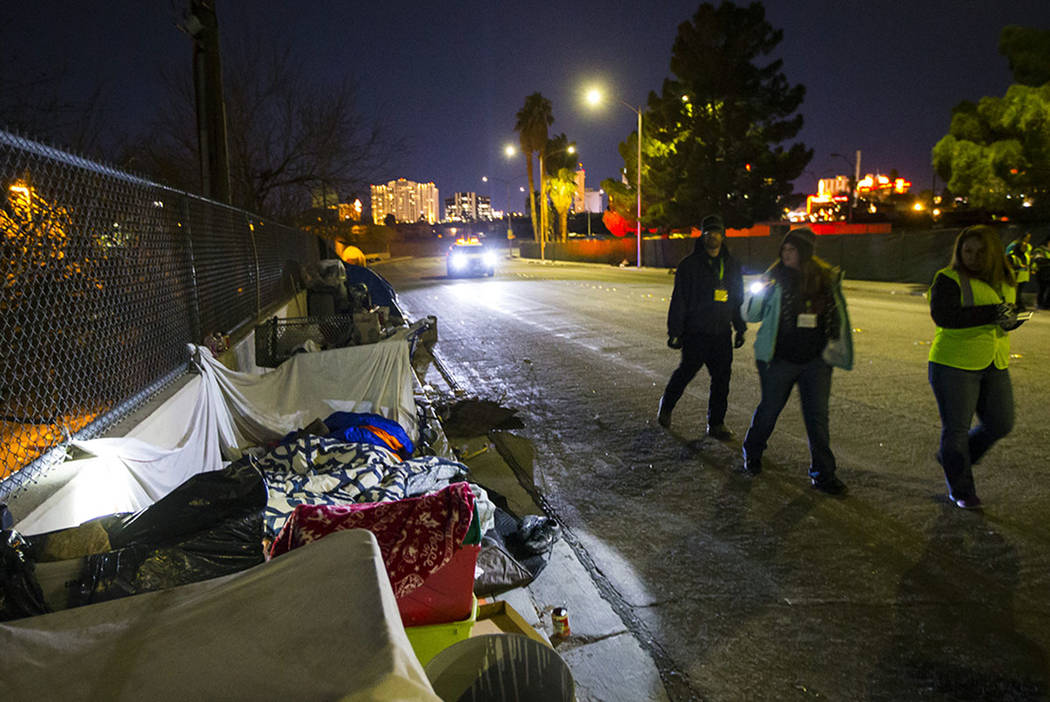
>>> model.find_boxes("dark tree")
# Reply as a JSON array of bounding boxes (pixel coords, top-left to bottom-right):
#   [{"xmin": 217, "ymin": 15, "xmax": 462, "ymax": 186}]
[
  {"xmin": 999, "ymin": 26, "xmax": 1050, "ymax": 87},
  {"xmin": 0, "ymin": 60, "xmax": 110, "ymax": 157},
  {"xmin": 933, "ymin": 26, "xmax": 1050, "ymax": 214},
  {"xmin": 544, "ymin": 133, "xmax": 578, "ymax": 176},
  {"xmin": 514, "ymin": 93, "xmax": 554, "ymax": 244},
  {"xmin": 612, "ymin": 1, "xmax": 811, "ymax": 229},
  {"xmin": 125, "ymin": 38, "xmax": 400, "ymax": 222}
]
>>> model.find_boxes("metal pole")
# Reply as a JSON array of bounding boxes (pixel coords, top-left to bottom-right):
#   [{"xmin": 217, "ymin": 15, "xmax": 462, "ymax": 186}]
[
  {"xmin": 190, "ymin": 0, "xmax": 231, "ymax": 204},
  {"xmin": 505, "ymin": 181, "xmax": 513, "ymax": 257},
  {"xmin": 636, "ymin": 108, "xmax": 642, "ymax": 268},
  {"xmin": 539, "ymin": 152, "xmax": 546, "ymax": 261}
]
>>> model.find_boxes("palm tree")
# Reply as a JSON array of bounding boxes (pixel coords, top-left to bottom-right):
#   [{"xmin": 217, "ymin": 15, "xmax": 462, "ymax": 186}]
[
  {"xmin": 514, "ymin": 93, "xmax": 553, "ymax": 255},
  {"xmin": 547, "ymin": 168, "xmax": 578, "ymax": 243}
]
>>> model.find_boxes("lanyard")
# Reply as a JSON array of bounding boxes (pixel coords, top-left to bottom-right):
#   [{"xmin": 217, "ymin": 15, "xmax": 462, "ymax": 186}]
[{"xmin": 709, "ymin": 256, "xmax": 724, "ymax": 281}]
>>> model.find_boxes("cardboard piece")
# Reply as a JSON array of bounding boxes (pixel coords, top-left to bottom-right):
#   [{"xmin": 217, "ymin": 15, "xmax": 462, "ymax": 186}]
[{"xmin": 472, "ymin": 600, "xmax": 550, "ymax": 647}]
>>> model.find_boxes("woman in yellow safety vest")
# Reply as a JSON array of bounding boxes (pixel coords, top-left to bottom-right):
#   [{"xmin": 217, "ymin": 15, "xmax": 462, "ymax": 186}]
[{"xmin": 928, "ymin": 225, "xmax": 1025, "ymax": 509}]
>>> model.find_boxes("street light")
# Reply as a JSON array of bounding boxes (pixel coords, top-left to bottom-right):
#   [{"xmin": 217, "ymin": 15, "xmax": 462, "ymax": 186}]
[
  {"xmin": 482, "ymin": 144, "xmax": 524, "ymax": 256},
  {"xmin": 585, "ymin": 87, "xmax": 643, "ymax": 268}
]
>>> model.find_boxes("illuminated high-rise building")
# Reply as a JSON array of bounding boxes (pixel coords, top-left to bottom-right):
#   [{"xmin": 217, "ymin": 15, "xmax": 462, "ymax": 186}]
[
  {"xmin": 371, "ymin": 179, "xmax": 439, "ymax": 224},
  {"xmin": 444, "ymin": 192, "xmax": 492, "ymax": 222}
]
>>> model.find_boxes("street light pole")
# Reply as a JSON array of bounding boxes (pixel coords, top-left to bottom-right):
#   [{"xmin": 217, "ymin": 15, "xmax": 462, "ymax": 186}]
[
  {"xmin": 483, "ymin": 174, "xmax": 522, "ymax": 258},
  {"xmin": 586, "ymin": 89, "xmax": 642, "ymax": 267}
]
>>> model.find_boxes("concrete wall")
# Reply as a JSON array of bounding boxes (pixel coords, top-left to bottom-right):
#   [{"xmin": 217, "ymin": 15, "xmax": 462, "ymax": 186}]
[{"xmin": 521, "ymin": 224, "xmax": 1050, "ymax": 284}]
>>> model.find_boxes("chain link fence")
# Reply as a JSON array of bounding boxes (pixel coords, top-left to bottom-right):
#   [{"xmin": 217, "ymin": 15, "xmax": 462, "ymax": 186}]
[{"xmin": 0, "ymin": 131, "xmax": 320, "ymax": 497}]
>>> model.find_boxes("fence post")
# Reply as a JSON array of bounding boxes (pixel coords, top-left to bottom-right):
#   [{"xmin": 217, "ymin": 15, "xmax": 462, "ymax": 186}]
[
  {"xmin": 180, "ymin": 196, "xmax": 203, "ymax": 344},
  {"xmin": 246, "ymin": 214, "xmax": 262, "ymax": 318}
]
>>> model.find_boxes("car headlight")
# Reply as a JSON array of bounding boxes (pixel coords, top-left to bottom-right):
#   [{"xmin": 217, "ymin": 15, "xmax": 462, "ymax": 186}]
[
  {"xmin": 482, "ymin": 251, "xmax": 497, "ymax": 267},
  {"xmin": 449, "ymin": 253, "xmax": 466, "ymax": 269}
]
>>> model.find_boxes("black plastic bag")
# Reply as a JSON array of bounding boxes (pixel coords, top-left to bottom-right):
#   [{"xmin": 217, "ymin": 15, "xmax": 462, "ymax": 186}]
[
  {"xmin": 106, "ymin": 463, "xmax": 267, "ymax": 549},
  {"xmin": 70, "ymin": 512, "xmax": 265, "ymax": 607},
  {"xmin": 0, "ymin": 529, "xmax": 50, "ymax": 621}
]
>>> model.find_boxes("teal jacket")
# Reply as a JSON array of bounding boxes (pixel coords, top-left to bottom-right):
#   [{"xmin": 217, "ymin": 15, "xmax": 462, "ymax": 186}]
[{"xmin": 741, "ymin": 267, "xmax": 853, "ymax": 370}]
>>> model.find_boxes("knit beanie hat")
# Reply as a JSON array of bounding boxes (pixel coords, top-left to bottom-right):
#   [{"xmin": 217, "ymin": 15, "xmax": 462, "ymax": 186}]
[
  {"xmin": 701, "ymin": 214, "xmax": 725, "ymax": 237},
  {"xmin": 782, "ymin": 227, "xmax": 816, "ymax": 261}
]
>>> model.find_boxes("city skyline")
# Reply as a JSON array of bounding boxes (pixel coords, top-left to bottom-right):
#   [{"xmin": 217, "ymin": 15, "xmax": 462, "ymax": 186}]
[{"xmin": 6, "ymin": 2, "xmax": 1050, "ymax": 216}]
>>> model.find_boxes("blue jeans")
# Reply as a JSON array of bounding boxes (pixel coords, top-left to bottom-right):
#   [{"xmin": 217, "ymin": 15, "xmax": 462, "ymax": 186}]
[
  {"xmin": 743, "ymin": 357, "xmax": 836, "ymax": 481},
  {"xmin": 928, "ymin": 361, "xmax": 1014, "ymax": 499}
]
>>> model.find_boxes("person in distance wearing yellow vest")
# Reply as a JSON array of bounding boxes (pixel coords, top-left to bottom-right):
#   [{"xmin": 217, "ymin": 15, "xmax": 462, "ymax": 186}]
[
  {"xmin": 928, "ymin": 225, "xmax": 1026, "ymax": 510},
  {"xmin": 1005, "ymin": 232, "xmax": 1032, "ymax": 311}
]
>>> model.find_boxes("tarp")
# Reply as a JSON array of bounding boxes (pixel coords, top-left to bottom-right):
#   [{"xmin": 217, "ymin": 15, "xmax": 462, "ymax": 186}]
[
  {"xmin": 0, "ymin": 529, "xmax": 439, "ymax": 702},
  {"xmin": 14, "ymin": 332, "xmax": 418, "ymax": 536}
]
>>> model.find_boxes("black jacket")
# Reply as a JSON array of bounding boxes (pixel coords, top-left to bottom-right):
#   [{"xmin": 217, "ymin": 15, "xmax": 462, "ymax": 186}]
[{"xmin": 667, "ymin": 239, "xmax": 746, "ymax": 338}]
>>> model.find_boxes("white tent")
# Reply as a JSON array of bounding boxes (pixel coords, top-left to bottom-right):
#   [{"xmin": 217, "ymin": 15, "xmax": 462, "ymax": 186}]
[{"xmin": 15, "ymin": 334, "xmax": 418, "ymax": 536}]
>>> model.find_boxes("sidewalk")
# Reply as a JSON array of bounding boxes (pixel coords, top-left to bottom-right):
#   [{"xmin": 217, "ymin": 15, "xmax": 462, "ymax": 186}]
[{"xmin": 448, "ymin": 429, "xmax": 671, "ymax": 702}]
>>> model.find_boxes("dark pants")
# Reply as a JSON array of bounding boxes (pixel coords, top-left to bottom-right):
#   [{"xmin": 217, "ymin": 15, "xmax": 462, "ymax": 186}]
[
  {"xmin": 928, "ymin": 361, "xmax": 1013, "ymax": 499},
  {"xmin": 661, "ymin": 332, "xmax": 732, "ymax": 426},
  {"xmin": 743, "ymin": 357, "xmax": 836, "ymax": 481},
  {"xmin": 1035, "ymin": 267, "xmax": 1050, "ymax": 309}
]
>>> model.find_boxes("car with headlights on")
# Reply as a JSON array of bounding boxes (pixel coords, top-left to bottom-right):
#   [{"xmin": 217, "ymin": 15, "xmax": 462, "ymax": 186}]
[{"xmin": 446, "ymin": 235, "xmax": 497, "ymax": 277}]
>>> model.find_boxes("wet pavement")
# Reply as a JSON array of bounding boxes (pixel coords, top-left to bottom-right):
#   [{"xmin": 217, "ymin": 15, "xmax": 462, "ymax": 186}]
[{"xmin": 384, "ymin": 254, "xmax": 1050, "ymax": 701}]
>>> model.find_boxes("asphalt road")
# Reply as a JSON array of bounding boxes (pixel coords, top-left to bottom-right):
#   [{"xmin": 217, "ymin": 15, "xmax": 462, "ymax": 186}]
[{"xmin": 381, "ymin": 254, "xmax": 1050, "ymax": 701}]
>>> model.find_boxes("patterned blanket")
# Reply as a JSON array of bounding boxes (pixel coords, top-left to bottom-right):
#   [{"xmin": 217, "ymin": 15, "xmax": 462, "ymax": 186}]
[
  {"xmin": 269, "ymin": 482, "xmax": 475, "ymax": 598},
  {"xmin": 245, "ymin": 435, "xmax": 469, "ymax": 534}
]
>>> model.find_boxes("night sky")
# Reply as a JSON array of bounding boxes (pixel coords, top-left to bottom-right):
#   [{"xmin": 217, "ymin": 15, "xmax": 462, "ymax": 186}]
[{"xmin": 6, "ymin": 1, "xmax": 1050, "ymax": 213}]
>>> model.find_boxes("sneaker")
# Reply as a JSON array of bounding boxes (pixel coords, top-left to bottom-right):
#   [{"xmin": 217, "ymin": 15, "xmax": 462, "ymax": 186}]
[
  {"xmin": 737, "ymin": 456, "xmax": 762, "ymax": 476},
  {"xmin": 811, "ymin": 476, "xmax": 848, "ymax": 495},
  {"xmin": 706, "ymin": 424, "xmax": 735, "ymax": 441},
  {"xmin": 657, "ymin": 398, "xmax": 671, "ymax": 428},
  {"xmin": 950, "ymin": 493, "xmax": 982, "ymax": 510}
]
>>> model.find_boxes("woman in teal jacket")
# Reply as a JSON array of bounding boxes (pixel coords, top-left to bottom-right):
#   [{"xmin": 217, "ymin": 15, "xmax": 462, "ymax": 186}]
[{"xmin": 740, "ymin": 227, "xmax": 853, "ymax": 494}]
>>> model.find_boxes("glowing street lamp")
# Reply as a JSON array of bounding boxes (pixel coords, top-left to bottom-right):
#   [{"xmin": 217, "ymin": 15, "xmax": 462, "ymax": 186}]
[
  {"xmin": 585, "ymin": 87, "xmax": 643, "ymax": 268},
  {"xmin": 484, "ymin": 143, "xmax": 523, "ymax": 254}
]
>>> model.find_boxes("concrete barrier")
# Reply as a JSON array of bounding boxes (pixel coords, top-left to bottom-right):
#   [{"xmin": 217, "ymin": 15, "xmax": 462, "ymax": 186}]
[{"xmin": 519, "ymin": 224, "xmax": 1050, "ymax": 284}]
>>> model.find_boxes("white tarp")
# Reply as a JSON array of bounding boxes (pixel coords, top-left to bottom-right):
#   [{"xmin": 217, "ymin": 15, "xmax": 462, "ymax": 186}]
[
  {"xmin": 15, "ymin": 334, "xmax": 418, "ymax": 535},
  {"xmin": 0, "ymin": 529, "xmax": 440, "ymax": 702}
]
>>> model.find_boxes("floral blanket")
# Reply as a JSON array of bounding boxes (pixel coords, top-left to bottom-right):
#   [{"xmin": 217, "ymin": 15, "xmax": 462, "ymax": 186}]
[{"xmin": 269, "ymin": 482, "xmax": 475, "ymax": 598}]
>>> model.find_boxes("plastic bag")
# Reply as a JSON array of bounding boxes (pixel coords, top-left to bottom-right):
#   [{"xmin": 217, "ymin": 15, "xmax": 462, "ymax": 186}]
[
  {"xmin": 516, "ymin": 515, "xmax": 562, "ymax": 555},
  {"xmin": 0, "ymin": 529, "xmax": 50, "ymax": 621},
  {"xmin": 70, "ymin": 512, "xmax": 265, "ymax": 607}
]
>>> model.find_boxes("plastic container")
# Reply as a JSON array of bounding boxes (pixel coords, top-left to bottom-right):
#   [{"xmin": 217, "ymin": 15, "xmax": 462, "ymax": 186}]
[
  {"xmin": 397, "ymin": 543, "xmax": 481, "ymax": 627},
  {"xmin": 404, "ymin": 596, "xmax": 478, "ymax": 665},
  {"xmin": 424, "ymin": 633, "xmax": 574, "ymax": 701},
  {"xmin": 397, "ymin": 503, "xmax": 482, "ymax": 627}
]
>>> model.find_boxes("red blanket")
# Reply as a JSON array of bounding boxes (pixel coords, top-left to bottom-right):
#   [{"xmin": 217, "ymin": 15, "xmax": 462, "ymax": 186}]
[{"xmin": 269, "ymin": 482, "xmax": 475, "ymax": 599}]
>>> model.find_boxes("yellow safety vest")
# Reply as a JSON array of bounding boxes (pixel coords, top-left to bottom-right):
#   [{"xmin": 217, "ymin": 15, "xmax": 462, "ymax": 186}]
[{"xmin": 928, "ymin": 267, "xmax": 1015, "ymax": 370}]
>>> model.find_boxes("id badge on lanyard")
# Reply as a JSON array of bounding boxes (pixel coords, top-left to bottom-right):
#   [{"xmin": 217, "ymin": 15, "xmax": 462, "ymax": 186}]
[
  {"xmin": 712, "ymin": 259, "xmax": 727, "ymax": 302},
  {"xmin": 797, "ymin": 313, "xmax": 817, "ymax": 328},
  {"xmin": 797, "ymin": 296, "xmax": 818, "ymax": 327}
]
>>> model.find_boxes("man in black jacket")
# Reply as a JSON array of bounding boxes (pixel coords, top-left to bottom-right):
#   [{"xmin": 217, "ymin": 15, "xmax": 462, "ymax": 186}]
[{"xmin": 658, "ymin": 215, "xmax": 746, "ymax": 439}]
